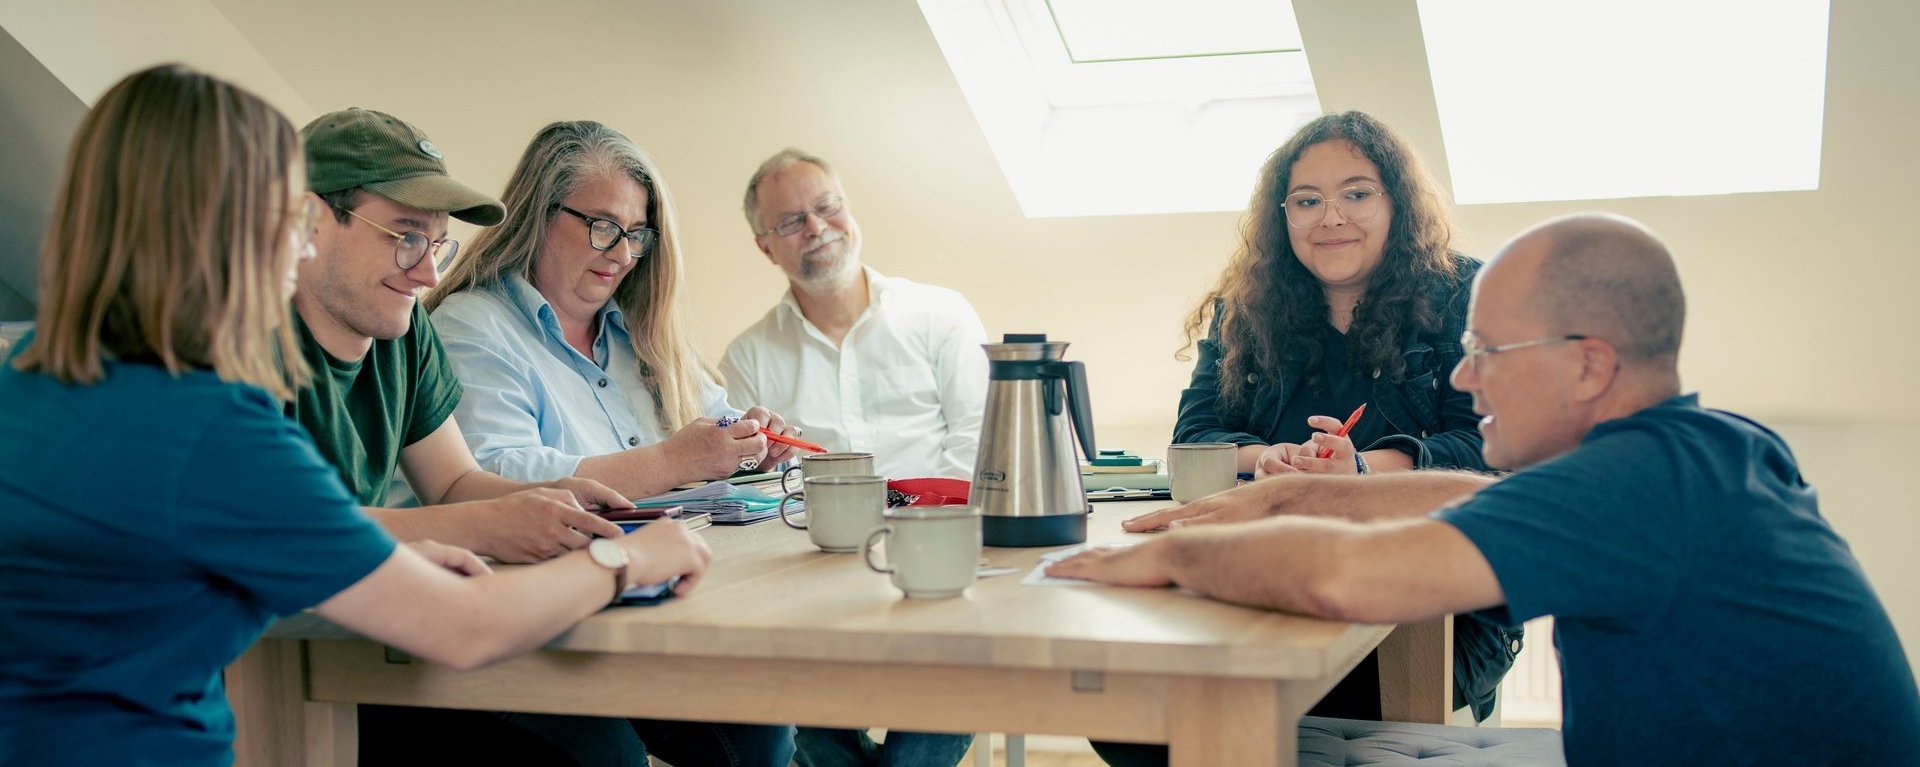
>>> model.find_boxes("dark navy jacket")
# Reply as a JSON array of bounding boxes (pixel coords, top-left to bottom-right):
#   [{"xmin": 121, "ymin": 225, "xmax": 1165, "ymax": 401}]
[
  {"xmin": 1174, "ymin": 257, "xmax": 1487, "ymax": 471},
  {"xmin": 1172, "ymin": 256, "xmax": 1520, "ymax": 720}
]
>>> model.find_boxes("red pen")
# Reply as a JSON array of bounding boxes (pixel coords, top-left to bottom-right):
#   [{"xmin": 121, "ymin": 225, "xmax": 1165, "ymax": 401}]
[
  {"xmin": 1316, "ymin": 404, "xmax": 1368, "ymax": 459},
  {"xmin": 762, "ymin": 428, "xmax": 828, "ymax": 454},
  {"xmin": 717, "ymin": 415, "xmax": 829, "ymax": 454}
]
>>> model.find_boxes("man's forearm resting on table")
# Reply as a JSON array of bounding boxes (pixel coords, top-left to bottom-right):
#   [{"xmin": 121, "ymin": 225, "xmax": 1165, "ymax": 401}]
[
  {"xmin": 1160, "ymin": 515, "xmax": 1504, "ymax": 624},
  {"xmin": 1276, "ymin": 471, "xmax": 1497, "ymax": 523}
]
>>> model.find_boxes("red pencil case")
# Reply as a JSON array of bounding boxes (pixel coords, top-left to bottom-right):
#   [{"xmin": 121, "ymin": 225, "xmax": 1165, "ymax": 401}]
[{"xmin": 886, "ymin": 478, "xmax": 970, "ymax": 507}]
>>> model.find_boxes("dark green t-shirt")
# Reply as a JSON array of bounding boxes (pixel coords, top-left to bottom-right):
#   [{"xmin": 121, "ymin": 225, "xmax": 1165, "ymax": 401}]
[{"xmin": 287, "ymin": 303, "xmax": 464, "ymax": 506}]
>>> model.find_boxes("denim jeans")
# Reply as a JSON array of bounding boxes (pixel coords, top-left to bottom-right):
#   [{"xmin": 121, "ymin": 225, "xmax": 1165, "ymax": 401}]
[{"xmin": 794, "ymin": 726, "xmax": 975, "ymax": 767}]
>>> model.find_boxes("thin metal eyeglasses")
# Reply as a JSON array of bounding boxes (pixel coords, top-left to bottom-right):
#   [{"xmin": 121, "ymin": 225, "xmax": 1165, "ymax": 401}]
[
  {"xmin": 1459, "ymin": 332, "xmax": 1588, "ymax": 373},
  {"xmin": 290, "ymin": 198, "xmax": 321, "ymax": 258},
  {"xmin": 758, "ymin": 195, "xmax": 846, "ymax": 238},
  {"xmin": 345, "ymin": 209, "xmax": 459, "ymax": 272},
  {"xmin": 1283, "ymin": 185, "xmax": 1386, "ymax": 229},
  {"xmin": 557, "ymin": 205, "xmax": 656, "ymax": 257}
]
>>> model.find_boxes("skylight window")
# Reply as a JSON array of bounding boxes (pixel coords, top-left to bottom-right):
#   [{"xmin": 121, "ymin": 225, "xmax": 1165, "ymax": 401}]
[
  {"xmin": 918, "ymin": 0, "xmax": 1321, "ymax": 217},
  {"xmin": 1417, "ymin": 0, "xmax": 1830, "ymax": 204},
  {"xmin": 1046, "ymin": 0, "xmax": 1302, "ymax": 62}
]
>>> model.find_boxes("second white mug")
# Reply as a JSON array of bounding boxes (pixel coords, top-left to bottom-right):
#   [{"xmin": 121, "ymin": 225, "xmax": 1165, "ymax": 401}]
[
  {"xmin": 780, "ymin": 474, "xmax": 886, "ymax": 552},
  {"xmin": 863, "ymin": 506, "xmax": 983, "ymax": 599}
]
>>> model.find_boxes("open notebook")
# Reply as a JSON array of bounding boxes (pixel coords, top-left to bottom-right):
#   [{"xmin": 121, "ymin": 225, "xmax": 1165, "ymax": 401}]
[{"xmin": 626, "ymin": 481, "xmax": 792, "ymax": 525}]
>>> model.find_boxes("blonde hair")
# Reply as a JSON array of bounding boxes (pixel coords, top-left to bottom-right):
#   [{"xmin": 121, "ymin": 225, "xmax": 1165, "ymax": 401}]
[
  {"xmin": 428, "ymin": 121, "xmax": 710, "ymax": 431},
  {"xmin": 13, "ymin": 64, "xmax": 308, "ymax": 400}
]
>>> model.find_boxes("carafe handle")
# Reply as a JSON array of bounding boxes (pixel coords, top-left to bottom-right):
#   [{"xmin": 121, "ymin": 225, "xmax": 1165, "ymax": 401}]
[{"xmin": 1040, "ymin": 360, "xmax": 1097, "ymax": 459}]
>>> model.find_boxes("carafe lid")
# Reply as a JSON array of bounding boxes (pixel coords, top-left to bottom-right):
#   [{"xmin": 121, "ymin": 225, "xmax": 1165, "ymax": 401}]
[{"xmin": 983, "ymin": 333, "xmax": 1068, "ymax": 361}]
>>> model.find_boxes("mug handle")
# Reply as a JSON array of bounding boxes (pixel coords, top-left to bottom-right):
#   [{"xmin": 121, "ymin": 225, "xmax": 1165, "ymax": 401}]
[
  {"xmin": 779, "ymin": 491, "xmax": 807, "ymax": 530},
  {"xmin": 863, "ymin": 525, "xmax": 894, "ymax": 574},
  {"xmin": 781, "ymin": 465, "xmax": 804, "ymax": 495}
]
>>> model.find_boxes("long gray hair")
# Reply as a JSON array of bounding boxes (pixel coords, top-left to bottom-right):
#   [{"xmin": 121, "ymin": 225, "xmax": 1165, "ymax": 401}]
[{"xmin": 428, "ymin": 120, "xmax": 710, "ymax": 432}]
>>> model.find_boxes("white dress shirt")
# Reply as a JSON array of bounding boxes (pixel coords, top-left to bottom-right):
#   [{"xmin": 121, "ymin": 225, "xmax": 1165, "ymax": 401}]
[
  {"xmin": 720, "ymin": 268, "xmax": 988, "ymax": 480},
  {"xmin": 431, "ymin": 276, "xmax": 741, "ymax": 483}
]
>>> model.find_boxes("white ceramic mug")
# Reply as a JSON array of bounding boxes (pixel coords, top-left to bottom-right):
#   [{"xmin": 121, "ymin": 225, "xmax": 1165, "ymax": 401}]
[
  {"xmin": 863, "ymin": 506, "xmax": 983, "ymax": 598},
  {"xmin": 781, "ymin": 451, "xmax": 877, "ymax": 495},
  {"xmin": 780, "ymin": 474, "xmax": 886, "ymax": 552},
  {"xmin": 1167, "ymin": 442, "xmax": 1238, "ymax": 503}
]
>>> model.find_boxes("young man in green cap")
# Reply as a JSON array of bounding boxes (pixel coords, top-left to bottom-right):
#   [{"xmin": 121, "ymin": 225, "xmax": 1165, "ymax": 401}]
[
  {"xmin": 294, "ymin": 108, "xmax": 680, "ymax": 765},
  {"xmin": 293, "ymin": 108, "xmax": 634, "ymax": 564}
]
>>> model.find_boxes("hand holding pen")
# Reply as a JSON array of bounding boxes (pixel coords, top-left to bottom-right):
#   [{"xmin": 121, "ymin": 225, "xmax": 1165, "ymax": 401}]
[
  {"xmin": 1253, "ymin": 404, "xmax": 1368, "ymax": 477},
  {"xmin": 1290, "ymin": 404, "xmax": 1367, "ymax": 473},
  {"xmin": 717, "ymin": 408, "xmax": 822, "ymax": 471}
]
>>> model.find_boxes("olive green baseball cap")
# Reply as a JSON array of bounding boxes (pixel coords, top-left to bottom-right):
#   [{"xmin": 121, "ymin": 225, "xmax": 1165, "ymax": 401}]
[{"xmin": 301, "ymin": 108, "xmax": 505, "ymax": 226}]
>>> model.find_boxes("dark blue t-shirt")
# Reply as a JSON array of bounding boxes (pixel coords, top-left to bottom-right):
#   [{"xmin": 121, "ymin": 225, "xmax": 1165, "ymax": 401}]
[
  {"xmin": 0, "ymin": 343, "xmax": 396, "ymax": 766},
  {"xmin": 1436, "ymin": 394, "xmax": 1919, "ymax": 766}
]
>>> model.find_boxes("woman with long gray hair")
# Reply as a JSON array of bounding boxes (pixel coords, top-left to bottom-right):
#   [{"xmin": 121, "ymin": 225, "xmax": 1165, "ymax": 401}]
[
  {"xmin": 430, "ymin": 121, "xmax": 800, "ymax": 499},
  {"xmin": 426, "ymin": 121, "xmax": 797, "ymax": 766}
]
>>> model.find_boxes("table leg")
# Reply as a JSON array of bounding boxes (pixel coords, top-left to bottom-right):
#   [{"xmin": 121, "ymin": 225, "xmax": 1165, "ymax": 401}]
[
  {"xmin": 1166, "ymin": 677, "xmax": 1301, "ymax": 767},
  {"xmin": 1377, "ymin": 616, "xmax": 1453, "ymax": 724},
  {"xmin": 228, "ymin": 638, "xmax": 356, "ymax": 766}
]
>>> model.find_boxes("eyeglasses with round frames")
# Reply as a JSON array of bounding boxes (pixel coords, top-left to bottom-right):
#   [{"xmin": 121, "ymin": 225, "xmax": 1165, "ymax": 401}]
[
  {"xmin": 557, "ymin": 205, "xmax": 656, "ymax": 258},
  {"xmin": 758, "ymin": 195, "xmax": 846, "ymax": 238},
  {"xmin": 1283, "ymin": 185, "xmax": 1386, "ymax": 229},
  {"xmin": 1458, "ymin": 332, "xmax": 1589, "ymax": 374},
  {"xmin": 344, "ymin": 209, "xmax": 459, "ymax": 272}
]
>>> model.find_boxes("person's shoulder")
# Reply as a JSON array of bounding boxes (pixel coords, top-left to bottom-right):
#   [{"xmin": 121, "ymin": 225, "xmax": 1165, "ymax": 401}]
[
  {"xmin": 431, "ymin": 285, "xmax": 524, "ymax": 338},
  {"xmin": 729, "ymin": 297, "xmax": 798, "ymax": 350},
  {"xmin": 882, "ymin": 275, "xmax": 979, "ymax": 317},
  {"xmin": 103, "ymin": 362, "xmax": 286, "ymax": 431},
  {"xmin": 1598, "ymin": 395, "xmax": 1793, "ymax": 461}
]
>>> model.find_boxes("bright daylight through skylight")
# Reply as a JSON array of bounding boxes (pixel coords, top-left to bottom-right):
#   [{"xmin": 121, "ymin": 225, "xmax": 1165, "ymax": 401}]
[
  {"xmin": 1418, "ymin": 0, "xmax": 1830, "ymax": 204},
  {"xmin": 918, "ymin": 0, "xmax": 1320, "ymax": 217}
]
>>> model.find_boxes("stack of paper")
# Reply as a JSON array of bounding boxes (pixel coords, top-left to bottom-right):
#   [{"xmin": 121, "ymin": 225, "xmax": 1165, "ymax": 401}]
[{"xmin": 630, "ymin": 481, "xmax": 792, "ymax": 525}]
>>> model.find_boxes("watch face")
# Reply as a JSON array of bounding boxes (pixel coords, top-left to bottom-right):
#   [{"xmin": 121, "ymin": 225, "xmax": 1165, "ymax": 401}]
[{"xmin": 588, "ymin": 538, "xmax": 627, "ymax": 569}]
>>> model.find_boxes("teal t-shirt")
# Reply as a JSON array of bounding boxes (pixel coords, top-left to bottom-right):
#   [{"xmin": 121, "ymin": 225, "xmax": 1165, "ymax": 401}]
[
  {"xmin": 1436, "ymin": 395, "xmax": 1920, "ymax": 765},
  {"xmin": 0, "ymin": 339, "xmax": 397, "ymax": 766},
  {"xmin": 287, "ymin": 303, "xmax": 463, "ymax": 505}
]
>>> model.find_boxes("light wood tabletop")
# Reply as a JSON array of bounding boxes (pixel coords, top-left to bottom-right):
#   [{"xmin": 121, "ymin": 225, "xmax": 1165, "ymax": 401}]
[{"xmin": 229, "ymin": 501, "xmax": 1447, "ymax": 766}]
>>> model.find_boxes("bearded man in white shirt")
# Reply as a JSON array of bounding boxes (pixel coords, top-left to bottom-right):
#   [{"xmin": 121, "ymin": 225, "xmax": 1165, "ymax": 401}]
[
  {"xmin": 723, "ymin": 149, "xmax": 985, "ymax": 767},
  {"xmin": 722, "ymin": 149, "xmax": 988, "ymax": 483}
]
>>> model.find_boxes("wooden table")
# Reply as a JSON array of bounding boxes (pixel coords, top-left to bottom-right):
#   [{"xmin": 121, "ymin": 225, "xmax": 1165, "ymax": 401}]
[{"xmin": 229, "ymin": 502, "xmax": 1448, "ymax": 766}]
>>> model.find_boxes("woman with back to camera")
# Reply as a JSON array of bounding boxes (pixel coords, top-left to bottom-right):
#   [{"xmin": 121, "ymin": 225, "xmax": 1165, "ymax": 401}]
[
  {"xmin": 0, "ymin": 64, "xmax": 710, "ymax": 766},
  {"xmin": 1095, "ymin": 111, "xmax": 1520, "ymax": 767}
]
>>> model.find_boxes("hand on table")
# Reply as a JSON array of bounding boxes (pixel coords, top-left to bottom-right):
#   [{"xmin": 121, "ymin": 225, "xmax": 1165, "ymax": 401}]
[
  {"xmin": 1121, "ymin": 479, "xmax": 1288, "ymax": 532},
  {"xmin": 466, "ymin": 488, "xmax": 624, "ymax": 564},
  {"xmin": 620, "ymin": 519, "xmax": 714, "ymax": 595},
  {"xmin": 1045, "ymin": 541, "xmax": 1174, "ymax": 587}
]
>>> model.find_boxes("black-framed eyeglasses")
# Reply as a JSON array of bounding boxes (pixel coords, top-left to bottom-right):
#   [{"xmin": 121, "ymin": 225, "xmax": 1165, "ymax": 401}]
[
  {"xmin": 758, "ymin": 195, "xmax": 846, "ymax": 238},
  {"xmin": 1459, "ymin": 331, "xmax": 1588, "ymax": 374},
  {"xmin": 557, "ymin": 205, "xmax": 656, "ymax": 258},
  {"xmin": 1283, "ymin": 184, "xmax": 1386, "ymax": 229},
  {"xmin": 345, "ymin": 209, "xmax": 459, "ymax": 272}
]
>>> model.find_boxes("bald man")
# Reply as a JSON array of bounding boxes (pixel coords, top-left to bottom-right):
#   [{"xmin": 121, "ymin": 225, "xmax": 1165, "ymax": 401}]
[{"xmin": 1054, "ymin": 214, "xmax": 1919, "ymax": 766}]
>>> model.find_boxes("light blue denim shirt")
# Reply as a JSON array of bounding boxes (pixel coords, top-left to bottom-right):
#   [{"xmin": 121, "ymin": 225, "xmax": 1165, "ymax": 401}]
[{"xmin": 430, "ymin": 276, "xmax": 740, "ymax": 483}]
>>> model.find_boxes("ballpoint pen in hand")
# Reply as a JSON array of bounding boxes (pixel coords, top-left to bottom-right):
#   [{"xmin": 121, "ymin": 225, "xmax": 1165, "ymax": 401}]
[
  {"xmin": 717, "ymin": 416, "xmax": 828, "ymax": 454},
  {"xmin": 1316, "ymin": 404, "xmax": 1368, "ymax": 459}
]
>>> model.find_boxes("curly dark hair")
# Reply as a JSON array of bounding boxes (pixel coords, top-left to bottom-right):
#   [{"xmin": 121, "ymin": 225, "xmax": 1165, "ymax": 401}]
[{"xmin": 1182, "ymin": 111, "xmax": 1460, "ymax": 421}]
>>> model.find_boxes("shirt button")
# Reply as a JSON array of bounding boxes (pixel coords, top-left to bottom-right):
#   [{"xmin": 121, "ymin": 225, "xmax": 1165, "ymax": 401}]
[
  {"xmin": 598, "ymin": 378, "xmax": 609, "ymax": 388},
  {"xmin": 628, "ymin": 436, "xmax": 639, "ymax": 447}
]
